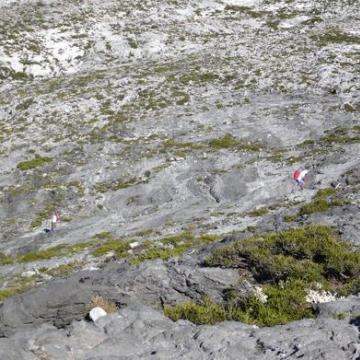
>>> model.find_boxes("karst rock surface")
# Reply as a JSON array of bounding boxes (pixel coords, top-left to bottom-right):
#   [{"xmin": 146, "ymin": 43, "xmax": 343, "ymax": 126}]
[{"xmin": 1, "ymin": 0, "xmax": 360, "ymax": 358}]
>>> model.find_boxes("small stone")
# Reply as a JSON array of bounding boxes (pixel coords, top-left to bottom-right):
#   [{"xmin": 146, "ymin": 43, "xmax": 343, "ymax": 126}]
[
  {"xmin": 89, "ymin": 307, "xmax": 107, "ymax": 322},
  {"xmin": 21, "ymin": 270, "xmax": 37, "ymax": 278},
  {"xmin": 129, "ymin": 241, "xmax": 140, "ymax": 249}
]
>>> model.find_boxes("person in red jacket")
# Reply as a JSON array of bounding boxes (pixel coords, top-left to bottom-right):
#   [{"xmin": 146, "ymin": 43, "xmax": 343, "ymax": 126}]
[{"xmin": 293, "ymin": 168, "xmax": 308, "ymax": 190}]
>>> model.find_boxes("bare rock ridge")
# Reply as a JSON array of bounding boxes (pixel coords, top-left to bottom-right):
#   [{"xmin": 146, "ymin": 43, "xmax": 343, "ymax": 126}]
[{"xmin": 0, "ymin": 0, "xmax": 360, "ymax": 358}]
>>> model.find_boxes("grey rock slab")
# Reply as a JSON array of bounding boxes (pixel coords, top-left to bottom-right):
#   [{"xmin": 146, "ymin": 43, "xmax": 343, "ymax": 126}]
[
  {"xmin": 0, "ymin": 259, "xmax": 239, "ymax": 336},
  {"xmin": 316, "ymin": 296, "xmax": 360, "ymax": 319},
  {"xmin": 2, "ymin": 307, "xmax": 360, "ymax": 360},
  {"xmin": 256, "ymin": 318, "xmax": 360, "ymax": 360}
]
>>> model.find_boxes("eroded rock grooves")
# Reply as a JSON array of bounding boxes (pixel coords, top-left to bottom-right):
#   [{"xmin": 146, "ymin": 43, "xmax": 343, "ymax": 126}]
[{"xmin": 0, "ymin": 0, "xmax": 360, "ymax": 358}]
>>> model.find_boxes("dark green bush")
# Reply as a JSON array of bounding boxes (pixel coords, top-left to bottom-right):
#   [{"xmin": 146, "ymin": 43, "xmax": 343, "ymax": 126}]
[{"xmin": 206, "ymin": 224, "xmax": 360, "ymax": 282}]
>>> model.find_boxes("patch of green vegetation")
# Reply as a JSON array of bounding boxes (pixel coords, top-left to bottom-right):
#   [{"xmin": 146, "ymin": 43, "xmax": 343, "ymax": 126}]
[
  {"xmin": 134, "ymin": 229, "xmax": 154, "ymax": 237},
  {"xmin": 130, "ymin": 232, "xmax": 220, "ymax": 266},
  {"xmin": 15, "ymin": 97, "xmax": 34, "ymax": 111},
  {"xmin": 164, "ymin": 296, "xmax": 227, "ymax": 325},
  {"xmin": 312, "ymin": 29, "xmax": 360, "ymax": 47},
  {"xmin": 179, "ymin": 70, "xmax": 219, "ymax": 85},
  {"xmin": 165, "ymin": 279, "xmax": 313, "ymax": 327},
  {"xmin": 302, "ymin": 16, "xmax": 322, "ymax": 26},
  {"xmin": 338, "ymin": 277, "xmax": 360, "ymax": 297},
  {"xmin": 173, "ymin": 90, "xmax": 190, "ymax": 105},
  {"xmin": 94, "ymin": 177, "xmax": 140, "ymax": 193},
  {"xmin": 159, "ymin": 138, "xmax": 206, "ymax": 157},
  {"xmin": 209, "ymin": 133, "xmax": 262, "ymax": 152},
  {"xmin": 19, "ymin": 245, "xmax": 67, "ymax": 263},
  {"xmin": 299, "ymin": 139, "xmax": 315, "ymax": 147},
  {"xmin": 333, "ymin": 312, "xmax": 347, "ymax": 320},
  {"xmin": 0, "ymin": 252, "xmax": 13, "ymax": 265},
  {"xmin": 268, "ymin": 151, "xmax": 284, "ymax": 162},
  {"xmin": 224, "ymin": 5, "xmax": 265, "ymax": 18},
  {"xmin": 0, "ymin": 240, "xmax": 97, "ymax": 266},
  {"xmin": 92, "ymin": 239, "xmax": 130, "ymax": 257},
  {"xmin": 12, "ymin": 71, "xmax": 29, "ymax": 81},
  {"xmin": 207, "ymin": 224, "xmax": 360, "ymax": 283},
  {"xmin": 0, "ymin": 276, "xmax": 36, "ymax": 302},
  {"xmin": 40, "ymin": 261, "xmax": 83, "ymax": 277},
  {"xmin": 17, "ymin": 155, "xmax": 52, "ymax": 171},
  {"xmin": 321, "ymin": 128, "xmax": 360, "ymax": 145},
  {"xmin": 283, "ymin": 214, "xmax": 297, "ymax": 223},
  {"xmin": 127, "ymin": 37, "xmax": 139, "ymax": 49},
  {"xmin": 70, "ymin": 71, "xmax": 105, "ymax": 89},
  {"xmin": 246, "ymin": 207, "xmax": 269, "ymax": 217},
  {"xmin": 299, "ymin": 187, "xmax": 345, "ymax": 216},
  {"xmin": 166, "ymin": 224, "xmax": 360, "ymax": 327},
  {"xmin": 67, "ymin": 180, "xmax": 85, "ymax": 196}
]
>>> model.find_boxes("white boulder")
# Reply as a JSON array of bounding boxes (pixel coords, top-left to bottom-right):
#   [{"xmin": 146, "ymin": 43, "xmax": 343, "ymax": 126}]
[{"xmin": 89, "ymin": 307, "xmax": 107, "ymax": 322}]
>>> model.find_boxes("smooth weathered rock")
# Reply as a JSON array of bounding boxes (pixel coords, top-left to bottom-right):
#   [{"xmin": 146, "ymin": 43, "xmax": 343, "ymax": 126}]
[
  {"xmin": 316, "ymin": 296, "xmax": 360, "ymax": 319},
  {"xmin": 0, "ymin": 259, "xmax": 240, "ymax": 336},
  {"xmin": 1, "ymin": 307, "xmax": 360, "ymax": 360}
]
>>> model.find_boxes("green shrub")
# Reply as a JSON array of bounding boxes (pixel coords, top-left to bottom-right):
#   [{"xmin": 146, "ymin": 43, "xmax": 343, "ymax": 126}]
[
  {"xmin": 247, "ymin": 207, "xmax": 269, "ymax": 217},
  {"xmin": 0, "ymin": 252, "xmax": 14, "ymax": 265},
  {"xmin": 164, "ymin": 280, "xmax": 314, "ymax": 327},
  {"xmin": 205, "ymin": 224, "xmax": 360, "ymax": 282},
  {"xmin": 230, "ymin": 280, "xmax": 313, "ymax": 326},
  {"xmin": 17, "ymin": 156, "xmax": 52, "ymax": 171},
  {"xmin": 19, "ymin": 245, "xmax": 67, "ymax": 262},
  {"xmin": 166, "ymin": 224, "xmax": 360, "ymax": 327},
  {"xmin": 164, "ymin": 297, "xmax": 226, "ymax": 325},
  {"xmin": 299, "ymin": 188, "xmax": 345, "ymax": 216},
  {"xmin": 92, "ymin": 239, "xmax": 130, "ymax": 257}
]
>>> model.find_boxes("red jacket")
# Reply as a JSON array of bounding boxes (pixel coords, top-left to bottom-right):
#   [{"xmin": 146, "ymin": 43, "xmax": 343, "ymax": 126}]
[{"xmin": 293, "ymin": 169, "xmax": 302, "ymax": 180}]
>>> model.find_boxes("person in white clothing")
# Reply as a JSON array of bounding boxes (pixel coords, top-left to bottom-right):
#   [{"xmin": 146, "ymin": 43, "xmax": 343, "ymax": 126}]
[{"xmin": 50, "ymin": 211, "xmax": 61, "ymax": 231}]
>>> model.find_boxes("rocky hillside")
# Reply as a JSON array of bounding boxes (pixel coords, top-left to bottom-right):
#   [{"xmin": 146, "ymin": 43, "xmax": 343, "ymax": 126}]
[{"xmin": 0, "ymin": 0, "xmax": 360, "ymax": 358}]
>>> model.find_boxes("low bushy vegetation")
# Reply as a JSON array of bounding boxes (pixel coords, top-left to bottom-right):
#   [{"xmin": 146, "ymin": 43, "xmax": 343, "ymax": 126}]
[
  {"xmin": 283, "ymin": 188, "xmax": 346, "ymax": 223},
  {"xmin": 299, "ymin": 188, "xmax": 345, "ymax": 216},
  {"xmin": 17, "ymin": 156, "xmax": 52, "ymax": 171},
  {"xmin": 165, "ymin": 225, "xmax": 360, "ymax": 327}
]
